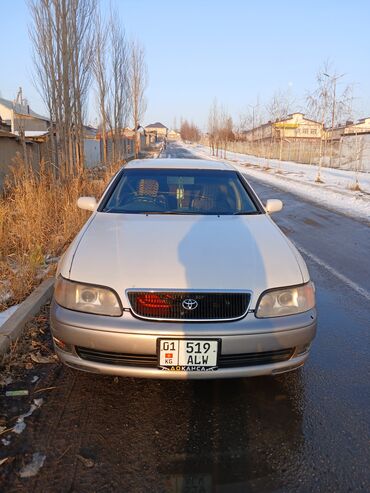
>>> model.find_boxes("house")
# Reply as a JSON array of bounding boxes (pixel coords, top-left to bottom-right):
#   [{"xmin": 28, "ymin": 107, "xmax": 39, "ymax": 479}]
[
  {"xmin": 244, "ymin": 113, "xmax": 323, "ymax": 142},
  {"xmin": 0, "ymin": 93, "xmax": 50, "ymax": 135},
  {"xmin": 20, "ymin": 124, "xmax": 101, "ymax": 168},
  {"xmin": 0, "ymin": 116, "xmax": 11, "ymax": 132},
  {"xmin": 353, "ymin": 117, "xmax": 370, "ymax": 133},
  {"xmin": 326, "ymin": 117, "xmax": 370, "ymax": 141},
  {"xmin": 167, "ymin": 129, "xmax": 181, "ymax": 141},
  {"xmin": 273, "ymin": 113, "xmax": 322, "ymax": 140},
  {"xmin": 145, "ymin": 122, "xmax": 168, "ymax": 139},
  {"xmin": 0, "ymin": 90, "xmax": 157, "ymax": 172}
]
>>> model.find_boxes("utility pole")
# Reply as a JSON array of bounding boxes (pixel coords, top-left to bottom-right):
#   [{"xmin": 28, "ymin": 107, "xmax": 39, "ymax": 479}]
[{"xmin": 247, "ymin": 103, "xmax": 258, "ymax": 131}]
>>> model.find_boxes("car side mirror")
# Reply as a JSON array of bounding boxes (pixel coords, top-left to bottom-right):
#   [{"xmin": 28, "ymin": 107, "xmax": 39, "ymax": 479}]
[
  {"xmin": 265, "ymin": 199, "xmax": 283, "ymax": 214},
  {"xmin": 77, "ymin": 196, "xmax": 97, "ymax": 211}
]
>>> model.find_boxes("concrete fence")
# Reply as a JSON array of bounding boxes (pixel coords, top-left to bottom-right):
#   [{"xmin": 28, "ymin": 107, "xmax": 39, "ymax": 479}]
[
  {"xmin": 0, "ymin": 132, "xmax": 157, "ymax": 188},
  {"xmin": 202, "ymin": 134, "xmax": 370, "ymax": 172},
  {"xmin": 0, "ymin": 135, "xmax": 42, "ymax": 188}
]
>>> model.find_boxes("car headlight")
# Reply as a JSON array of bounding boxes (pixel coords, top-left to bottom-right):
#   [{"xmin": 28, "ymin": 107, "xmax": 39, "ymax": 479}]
[
  {"xmin": 54, "ymin": 276, "xmax": 122, "ymax": 316},
  {"xmin": 256, "ymin": 282, "xmax": 315, "ymax": 318}
]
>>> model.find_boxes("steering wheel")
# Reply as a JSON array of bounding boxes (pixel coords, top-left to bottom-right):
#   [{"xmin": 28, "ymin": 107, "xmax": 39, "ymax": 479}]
[
  {"xmin": 121, "ymin": 194, "xmax": 166, "ymax": 208},
  {"xmin": 131, "ymin": 195, "xmax": 160, "ymax": 203}
]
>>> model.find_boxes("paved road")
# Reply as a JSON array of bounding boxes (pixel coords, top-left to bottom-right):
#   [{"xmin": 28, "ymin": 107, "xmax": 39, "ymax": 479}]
[{"xmin": 3, "ymin": 142, "xmax": 370, "ymax": 492}]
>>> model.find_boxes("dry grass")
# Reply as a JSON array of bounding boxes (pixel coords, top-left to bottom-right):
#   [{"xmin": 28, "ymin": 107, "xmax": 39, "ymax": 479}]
[
  {"xmin": 0, "ymin": 156, "xmax": 121, "ymax": 310},
  {"xmin": 347, "ymin": 181, "xmax": 363, "ymax": 192}
]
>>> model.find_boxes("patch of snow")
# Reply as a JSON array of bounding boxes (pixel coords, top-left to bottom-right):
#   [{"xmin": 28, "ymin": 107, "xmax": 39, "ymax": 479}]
[
  {"xmin": 13, "ymin": 421, "xmax": 26, "ymax": 434},
  {"xmin": 0, "ymin": 305, "xmax": 19, "ymax": 329},
  {"xmin": 19, "ymin": 453, "xmax": 46, "ymax": 478},
  {"xmin": 12, "ymin": 399, "xmax": 44, "ymax": 435},
  {"xmin": 14, "ymin": 130, "xmax": 48, "ymax": 138},
  {"xmin": 182, "ymin": 142, "xmax": 370, "ymax": 222}
]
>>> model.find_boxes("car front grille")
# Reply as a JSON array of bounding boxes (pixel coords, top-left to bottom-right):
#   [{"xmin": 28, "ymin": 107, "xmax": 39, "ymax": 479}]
[
  {"xmin": 127, "ymin": 291, "xmax": 250, "ymax": 321},
  {"xmin": 76, "ymin": 347, "xmax": 158, "ymax": 367},
  {"xmin": 76, "ymin": 347, "xmax": 294, "ymax": 368},
  {"xmin": 218, "ymin": 349, "xmax": 294, "ymax": 367}
]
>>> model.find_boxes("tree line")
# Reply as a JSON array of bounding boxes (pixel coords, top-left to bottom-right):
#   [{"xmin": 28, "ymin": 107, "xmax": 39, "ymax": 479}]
[
  {"xmin": 29, "ymin": 0, "xmax": 147, "ymax": 177},
  {"xmin": 179, "ymin": 120, "xmax": 201, "ymax": 143},
  {"xmin": 201, "ymin": 60, "xmax": 355, "ymax": 158}
]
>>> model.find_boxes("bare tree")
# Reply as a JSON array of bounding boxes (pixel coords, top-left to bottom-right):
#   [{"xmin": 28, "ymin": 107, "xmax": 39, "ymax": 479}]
[
  {"xmin": 218, "ymin": 107, "xmax": 234, "ymax": 158},
  {"xmin": 266, "ymin": 89, "xmax": 295, "ymax": 122},
  {"xmin": 93, "ymin": 11, "xmax": 131, "ymax": 164},
  {"xmin": 265, "ymin": 89, "xmax": 296, "ymax": 162},
  {"xmin": 29, "ymin": 0, "xmax": 96, "ymax": 176},
  {"xmin": 180, "ymin": 120, "xmax": 201, "ymax": 142},
  {"xmin": 207, "ymin": 101, "xmax": 234, "ymax": 157},
  {"xmin": 107, "ymin": 15, "xmax": 129, "ymax": 163},
  {"xmin": 306, "ymin": 60, "xmax": 353, "ymax": 177},
  {"xmin": 307, "ymin": 61, "xmax": 353, "ymax": 127},
  {"xmin": 128, "ymin": 40, "xmax": 148, "ymax": 158},
  {"xmin": 306, "ymin": 64, "xmax": 331, "ymax": 180},
  {"xmin": 70, "ymin": 0, "xmax": 96, "ymax": 170},
  {"xmin": 207, "ymin": 99, "xmax": 220, "ymax": 156},
  {"xmin": 93, "ymin": 12, "xmax": 109, "ymax": 163},
  {"xmin": 237, "ymin": 99, "xmax": 264, "ymax": 157}
]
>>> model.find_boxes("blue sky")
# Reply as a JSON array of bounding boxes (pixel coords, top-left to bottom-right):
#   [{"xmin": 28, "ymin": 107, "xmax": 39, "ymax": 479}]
[{"xmin": 2, "ymin": 0, "xmax": 370, "ymax": 129}]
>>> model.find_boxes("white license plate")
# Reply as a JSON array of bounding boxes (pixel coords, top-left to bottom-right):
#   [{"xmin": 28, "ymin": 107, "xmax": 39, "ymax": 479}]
[{"xmin": 158, "ymin": 339, "xmax": 219, "ymax": 371}]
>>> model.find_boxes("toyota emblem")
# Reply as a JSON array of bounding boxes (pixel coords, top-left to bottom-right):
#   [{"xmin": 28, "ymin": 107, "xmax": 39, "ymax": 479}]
[{"xmin": 182, "ymin": 299, "xmax": 198, "ymax": 310}]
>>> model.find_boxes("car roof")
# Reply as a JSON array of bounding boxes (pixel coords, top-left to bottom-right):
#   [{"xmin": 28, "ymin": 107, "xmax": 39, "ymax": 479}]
[{"xmin": 124, "ymin": 158, "xmax": 235, "ymax": 171}]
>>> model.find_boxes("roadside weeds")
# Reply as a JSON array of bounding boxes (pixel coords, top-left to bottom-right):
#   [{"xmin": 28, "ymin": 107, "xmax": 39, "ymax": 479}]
[{"xmin": 0, "ymin": 158, "xmax": 122, "ymax": 311}]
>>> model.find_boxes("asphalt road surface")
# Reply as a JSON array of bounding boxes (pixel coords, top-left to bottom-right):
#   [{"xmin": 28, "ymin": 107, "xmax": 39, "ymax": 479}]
[{"xmin": 2, "ymin": 142, "xmax": 370, "ymax": 492}]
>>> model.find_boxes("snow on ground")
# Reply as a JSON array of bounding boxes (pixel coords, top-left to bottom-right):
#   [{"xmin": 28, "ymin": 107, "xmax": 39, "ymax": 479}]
[
  {"xmin": 0, "ymin": 305, "xmax": 19, "ymax": 329},
  {"xmin": 182, "ymin": 142, "xmax": 370, "ymax": 222}
]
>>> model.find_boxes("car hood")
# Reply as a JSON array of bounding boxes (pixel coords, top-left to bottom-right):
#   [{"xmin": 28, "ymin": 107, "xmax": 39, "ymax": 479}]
[{"xmin": 64, "ymin": 213, "xmax": 307, "ymax": 307}]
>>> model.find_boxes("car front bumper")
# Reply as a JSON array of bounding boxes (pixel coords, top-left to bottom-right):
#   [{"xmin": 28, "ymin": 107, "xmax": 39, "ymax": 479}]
[{"xmin": 50, "ymin": 301, "xmax": 317, "ymax": 379}]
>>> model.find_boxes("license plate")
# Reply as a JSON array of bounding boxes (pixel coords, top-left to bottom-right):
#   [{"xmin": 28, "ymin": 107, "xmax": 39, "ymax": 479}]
[{"xmin": 158, "ymin": 339, "xmax": 219, "ymax": 371}]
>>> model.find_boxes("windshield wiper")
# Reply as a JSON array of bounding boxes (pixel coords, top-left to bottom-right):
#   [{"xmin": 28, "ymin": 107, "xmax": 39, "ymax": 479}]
[{"xmin": 232, "ymin": 211, "xmax": 258, "ymax": 215}]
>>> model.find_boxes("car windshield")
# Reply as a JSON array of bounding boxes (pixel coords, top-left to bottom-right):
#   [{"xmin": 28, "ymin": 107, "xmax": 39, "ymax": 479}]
[{"xmin": 101, "ymin": 168, "xmax": 260, "ymax": 215}]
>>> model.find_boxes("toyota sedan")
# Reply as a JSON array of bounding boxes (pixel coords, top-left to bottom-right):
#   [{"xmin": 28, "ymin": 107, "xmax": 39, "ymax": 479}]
[{"xmin": 50, "ymin": 158, "xmax": 316, "ymax": 379}]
